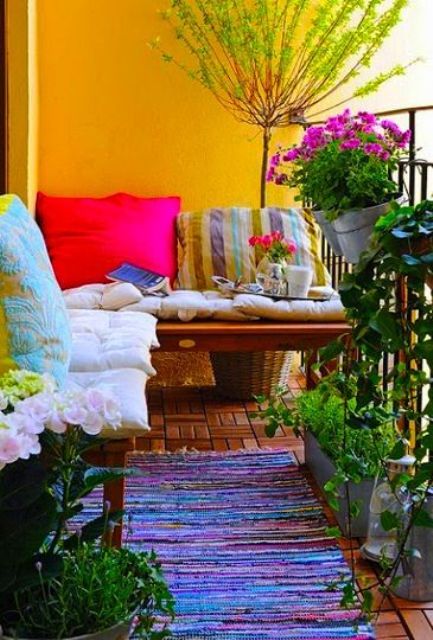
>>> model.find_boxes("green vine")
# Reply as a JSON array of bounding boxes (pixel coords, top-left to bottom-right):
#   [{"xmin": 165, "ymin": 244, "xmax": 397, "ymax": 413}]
[{"xmin": 258, "ymin": 199, "xmax": 433, "ymax": 620}]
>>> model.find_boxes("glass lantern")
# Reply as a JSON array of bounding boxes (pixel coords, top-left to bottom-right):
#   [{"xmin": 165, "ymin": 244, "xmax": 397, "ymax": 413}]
[{"xmin": 361, "ymin": 453, "xmax": 415, "ymax": 563}]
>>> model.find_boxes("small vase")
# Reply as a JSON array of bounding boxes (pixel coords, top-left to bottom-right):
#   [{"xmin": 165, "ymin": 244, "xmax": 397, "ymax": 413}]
[
  {"xmin": 284, "ymin": 264, "xmax": 313, "ymax": 298},
  {"xmin": 256, "ymin": 257, "xmax": 287, "ymax": 295}
]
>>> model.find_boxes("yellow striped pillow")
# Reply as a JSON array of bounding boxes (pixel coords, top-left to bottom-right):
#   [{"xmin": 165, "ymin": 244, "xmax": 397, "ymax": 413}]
[{"xmin": 176, "ymin": 207, "xmax": 330, "ymax": 290}]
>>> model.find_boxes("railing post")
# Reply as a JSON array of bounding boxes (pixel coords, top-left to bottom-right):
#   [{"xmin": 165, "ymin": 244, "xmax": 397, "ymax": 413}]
[{"xmin": 409, "ymin": 110, "xmax": 416, "ymax": 205}]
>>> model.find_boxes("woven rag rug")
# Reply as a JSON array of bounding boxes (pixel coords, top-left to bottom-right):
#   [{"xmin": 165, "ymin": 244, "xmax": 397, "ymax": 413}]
[{"xmin": 120, "ymin": 449, "xmax": 374, "ymax": 640}]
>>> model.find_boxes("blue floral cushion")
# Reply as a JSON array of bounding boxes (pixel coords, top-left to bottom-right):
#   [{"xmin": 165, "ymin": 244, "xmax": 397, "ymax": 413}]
[{"xmin": 0, "ymin": 194, "xmax": 71, "ymax": 386}]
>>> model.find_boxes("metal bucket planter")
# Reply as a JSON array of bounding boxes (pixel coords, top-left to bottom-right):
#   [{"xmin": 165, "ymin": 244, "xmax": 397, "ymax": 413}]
[
  {"xmin": 2, "ymin": 622, "xmax": 131, "ymax": 640},
  {"xmin": 304, "ymin": 430, "xmax": 375, "ymax": 537},
  {"xmin": 331, "ymin": 198, "xmax": 401, "ymax": 264},
  {"xmin": 311, "ymin": 209, "xmax": 343, "ymax": 256},
  {"xmin": 392, "ymin": 491, "xmax": 433, "ymax": 602}
]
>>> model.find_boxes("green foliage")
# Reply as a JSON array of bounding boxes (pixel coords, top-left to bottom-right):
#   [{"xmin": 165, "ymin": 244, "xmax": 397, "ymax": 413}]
[
  {"xmin": 317, "ymin": 199, "xmax": 433, "ymax": 617},
  {"xmin": 297, "ymin": 388, "xmax": 396, "ymax": 478},
  {"xmin": 292, "ymin": 141, "xmax": 399, "ymax": 219},
  {"xmin": 153, "ymin": 0, "xmax": 411, "ymax": 126},
  {"xmin": 152, "ymin": 0, "xmax": 412, "ymax": 204},
  {"xmin": 7, "ymin": 544, "xmax": 175, "ymax": 639},
  {"xmin": 256, "ymin": 385, "xmax": 396, "ymax": 478},
  {"xmin": 0, "ymin": 430, "xmax": 138, "ymax": 606}
]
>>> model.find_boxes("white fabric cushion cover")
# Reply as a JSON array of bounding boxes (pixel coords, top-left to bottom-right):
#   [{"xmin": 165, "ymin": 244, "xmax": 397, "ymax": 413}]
[
  {"xmin": 63, "ymin": 284, "xmax": 105, "ymax": 309},
  {"xmin": 68, "ymin": 309, "xmax": 159, "ymax": 375},
  {"xmin": 63, "ymin": 284, "xmax": 345, "ymax": 322},
  {"xmin": 232, "ymin": 288, "xmax": 345, "ymax": 321},
  {"xmin": 101, "ymin": 282, "xmax": 143, "ymax": 310},
  {"xmin": 67, "ymin": 368, "xmax": 149, "ymax": 437}
]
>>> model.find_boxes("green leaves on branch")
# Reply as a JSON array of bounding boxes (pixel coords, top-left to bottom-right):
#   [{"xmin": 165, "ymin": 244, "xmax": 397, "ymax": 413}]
[{"xmin": 153, "ymin": 0, "xmax": 411, "ymax": 127}]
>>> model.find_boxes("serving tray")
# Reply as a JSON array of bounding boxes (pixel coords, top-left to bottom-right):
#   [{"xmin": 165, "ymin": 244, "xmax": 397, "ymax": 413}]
[{"xmin": 211, "ymin": 276, "xmax": 334, "ymax": 302}]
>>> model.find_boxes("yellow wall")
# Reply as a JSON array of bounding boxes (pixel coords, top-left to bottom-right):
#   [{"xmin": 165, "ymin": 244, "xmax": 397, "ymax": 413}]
[
  {"xmin": 38, "ymin": 0, "xmax": 292, "ymax": 211},
  {"xmin": 35, "ymin": 0, "xmax": 433, "ymax": 212},
  {"xmin": 6, "ymin": 0, "xmax": 38, "ymax": 210}
]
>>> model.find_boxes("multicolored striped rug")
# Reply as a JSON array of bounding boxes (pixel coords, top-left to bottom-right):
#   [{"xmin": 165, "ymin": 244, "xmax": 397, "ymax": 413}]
[{"xmin": 123, "ymin": 449, "xmax": 374, "ymax": 639}]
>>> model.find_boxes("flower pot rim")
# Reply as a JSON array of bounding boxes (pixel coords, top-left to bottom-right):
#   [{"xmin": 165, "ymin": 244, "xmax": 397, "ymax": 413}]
[{"xmin": 321, "ymin": 193, "xmax": 404, "ymax": 219}]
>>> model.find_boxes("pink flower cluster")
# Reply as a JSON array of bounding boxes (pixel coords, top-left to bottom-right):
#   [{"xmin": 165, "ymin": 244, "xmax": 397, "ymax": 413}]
[
  {"xmin": 249, "ymin": 231, "xmax": 297, "ymax": 262},
  {"xmin": 0, "ymin": 387, "xmax": 121, "ymax": 470},
  {"xmin": 267, "ymin": 109, "xmax": 411, "ymax": 182}
]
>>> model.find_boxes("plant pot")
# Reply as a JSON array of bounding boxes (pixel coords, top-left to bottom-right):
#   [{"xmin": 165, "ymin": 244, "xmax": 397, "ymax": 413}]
[
  {"xmin": 2, "ymin": 622, "xmax": 131, "ymax": 640},
  {"xmin": 392, "ymin": 491, "xmax": 433, "ymax": 602},
  {"xmin": 304, "ymin": 430, "xmax": 375, "ymax": 538},
  {"xmin": 331, "ymin": 198, "xmax": 403, "ymax": 264},
  {"xmin": 311, "ymin": 209, "xmax": 343, "ymax": 256}
]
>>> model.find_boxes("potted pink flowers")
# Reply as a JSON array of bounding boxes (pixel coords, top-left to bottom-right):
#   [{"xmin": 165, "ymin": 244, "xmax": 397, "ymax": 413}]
[
  {"xmin": 268, "ymin": 110, "xmax": 410, "ymax": 262},
  {"xmin": 248, "ymin": 231, "xmax": 311, "ymax": 297}
]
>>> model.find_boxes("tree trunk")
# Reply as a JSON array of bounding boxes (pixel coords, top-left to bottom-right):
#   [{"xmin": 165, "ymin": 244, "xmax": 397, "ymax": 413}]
[{"xmin": 260, "ymin": 127, "xmax": 272, "ymax": 208}]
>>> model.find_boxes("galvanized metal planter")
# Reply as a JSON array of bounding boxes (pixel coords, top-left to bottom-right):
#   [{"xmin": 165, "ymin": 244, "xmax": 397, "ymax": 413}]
[
  {"xmin": 331, "ymin": 200, "xmax": 393, "ymax": 264},
  {"xmin": 392, "ymin": 491, "xmax": 433, "ymax": 602},
  {"xmin": 311, "ymin": 209, "xmax": 343, "ymax": 256},
  {"xmin": 304, "ymin": 430, "xmax": 375, "ymax": 538}
]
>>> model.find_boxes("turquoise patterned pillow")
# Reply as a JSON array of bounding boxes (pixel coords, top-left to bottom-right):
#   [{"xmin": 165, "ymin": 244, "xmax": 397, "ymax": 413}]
[{"xmin": 0, "ymin": 194, "xmax": 71, "ymax": 386}]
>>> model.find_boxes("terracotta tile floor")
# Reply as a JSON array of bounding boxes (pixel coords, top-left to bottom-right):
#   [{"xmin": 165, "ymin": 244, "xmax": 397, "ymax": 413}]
[{"xmin": 134, "ymin": 373, "xmax": 433, "ymax": 640}]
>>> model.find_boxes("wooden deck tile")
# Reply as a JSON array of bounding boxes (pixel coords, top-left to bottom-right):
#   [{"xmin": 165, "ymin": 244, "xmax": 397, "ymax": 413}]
[{"xmin": 401, "ymin": 610, "xmax": 433, "ymax": 639}]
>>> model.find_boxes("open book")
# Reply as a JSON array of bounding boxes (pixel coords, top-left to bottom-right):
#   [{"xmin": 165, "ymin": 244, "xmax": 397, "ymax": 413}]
[{"xmin": 107, "ymin": 262, "xmax": 171, "ymax": 296}]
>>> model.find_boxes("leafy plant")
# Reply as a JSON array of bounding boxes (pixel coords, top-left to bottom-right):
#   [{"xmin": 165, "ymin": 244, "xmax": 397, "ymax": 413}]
[
  {"xmin": 152, "ymin": 0, "xmax": 413, "ymax": 206},
  {"xmin": 314, "ymin": 199, "xmax": 433, "ymax": 617},
  {"xmin": 255, "ymin": 384, "xmax": 396, "ymax": 478},
  {"xmin": 0, "ymin": 378, "xmax": 137, "ymax": 616},
  {"xmin": 268, "ymin": 110, "xmax": 410, "ymax": 218},
  {"xmin": 5, "ymin": 544, "xmax": 174, "ymax": 640},
  {"xmin": 257, "ymin": 200, "xmax": 433, "ymax": 619}
]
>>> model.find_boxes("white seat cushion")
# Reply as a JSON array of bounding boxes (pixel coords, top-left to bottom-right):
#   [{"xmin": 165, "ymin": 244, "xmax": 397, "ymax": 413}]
[
  {"xmin": 64, "ymin": 284, "xmax": 345, "ymax": 322},
  {"xmin": 68, "ymin": 309, "xmax": 158, "ymax": 376},
  {"xmin": 232, "ymin": 288, "xmax": 345, "ymax": 321},
  {"xmin": 67, "ymin": 368, "xmax": 150, "ymax": 437}
]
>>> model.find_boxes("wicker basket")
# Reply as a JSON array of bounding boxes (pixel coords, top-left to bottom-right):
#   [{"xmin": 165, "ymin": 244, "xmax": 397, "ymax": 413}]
[{"xmin": 210, "ymin": 351, "xmax": 294, "ymax": 400}]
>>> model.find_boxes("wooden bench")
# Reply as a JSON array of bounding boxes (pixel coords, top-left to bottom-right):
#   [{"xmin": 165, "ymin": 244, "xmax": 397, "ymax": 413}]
[{"xmin": 93, "ymin": 319, "xmax": 350, "ymax": 545}]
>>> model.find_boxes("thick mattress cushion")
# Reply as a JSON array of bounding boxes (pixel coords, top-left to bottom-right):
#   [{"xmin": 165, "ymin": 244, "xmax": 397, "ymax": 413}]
[
  {"xmin": 0, "ymin": 194, "xmax": 71, "ymax": 387},
  {"xmin": 176, "ymin": 207, "xmax": 330, "ymax": 290},
  {"xmin": 67, "ymin": 368, "xmax": 149, "ymax": 437},
  {"xmin": 68, "ymin": 309, "xmax": 158, "ymax": 376}
]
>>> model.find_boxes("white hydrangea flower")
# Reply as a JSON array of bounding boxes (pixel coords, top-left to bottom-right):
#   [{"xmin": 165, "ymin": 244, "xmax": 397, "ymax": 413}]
[{"xmin": 0, "ymin": 381, "xmax": 121, "ymax": 469}]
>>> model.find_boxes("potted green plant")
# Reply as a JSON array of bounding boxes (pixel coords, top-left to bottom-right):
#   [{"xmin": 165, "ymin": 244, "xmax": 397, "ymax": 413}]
[
  {"xmin": 2, "ymin": 544, "xmax": 174, "ymax": 640},
  {"xmin": 152, "ymin": 0, "xmax": 412, "ymax": 206},
  {"xmin": 0, "ymin": 370, "xmax": 174, "ymax": 639},
  {"xmin": 268, "ymin": 110, "xmax": 410, "ymax": 261},
  {"xmin": 257, "ymin": 200, "xmax": 433, "ymax": 617},
  {"xmin": 255, "ymin": 385, "xmax": 397, "ymax": 537}
]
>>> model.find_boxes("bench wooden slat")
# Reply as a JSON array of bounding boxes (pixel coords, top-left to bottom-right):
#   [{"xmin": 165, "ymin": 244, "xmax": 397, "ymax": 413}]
[{"xmin": 156, "ymin": 321, "xmax": 350, "ymax": 352}]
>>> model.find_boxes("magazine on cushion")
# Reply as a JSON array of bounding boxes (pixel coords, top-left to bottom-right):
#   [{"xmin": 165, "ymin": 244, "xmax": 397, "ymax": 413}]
[{"xmin": 107, "ymin": 262, "xmax": 171, "ymax": 296}]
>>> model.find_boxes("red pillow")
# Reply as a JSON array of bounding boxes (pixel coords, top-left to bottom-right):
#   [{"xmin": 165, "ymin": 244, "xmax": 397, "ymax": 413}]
[{"xmin": 36, "ymin": 192, "xmax": 181, "ymax": 290}]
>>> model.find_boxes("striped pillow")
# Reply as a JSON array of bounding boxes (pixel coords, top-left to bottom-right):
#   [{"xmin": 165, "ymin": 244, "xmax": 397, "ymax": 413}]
[{"xmin": 176, "ymin": 207, "xmax": 330, "ymax": 290}]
